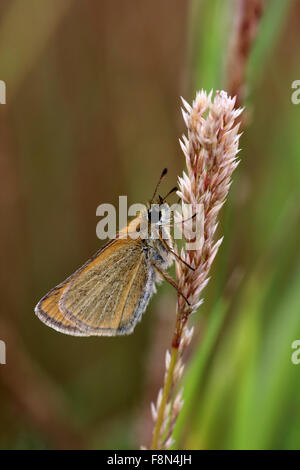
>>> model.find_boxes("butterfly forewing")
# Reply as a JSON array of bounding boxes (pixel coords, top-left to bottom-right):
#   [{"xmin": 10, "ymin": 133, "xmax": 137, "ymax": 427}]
[
  {"xmin": 118, "ymin": 255, "xmax": 153, "ymax": 331},
  {"xmin": 58, "ymin": 237, "xmax": 152, "ymax": 335}
]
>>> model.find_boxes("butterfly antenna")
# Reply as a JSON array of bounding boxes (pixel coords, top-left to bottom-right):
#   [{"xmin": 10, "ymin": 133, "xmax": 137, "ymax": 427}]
[
  {"xmin": 150, "ymin": 168, "xmax": 168, "ymax": 204},
  {"xmin": 162, "ymin": 186, "xmax": 178, "ymax": 202}
]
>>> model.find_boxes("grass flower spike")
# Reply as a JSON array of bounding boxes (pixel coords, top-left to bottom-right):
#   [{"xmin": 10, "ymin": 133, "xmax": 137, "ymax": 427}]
[{"xmin": 150, "ymin": 90, "xmax": 243, "ymax": 450}]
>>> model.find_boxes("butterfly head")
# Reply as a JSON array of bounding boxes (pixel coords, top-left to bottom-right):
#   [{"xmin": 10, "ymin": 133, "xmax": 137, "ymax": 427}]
[{"xmin": 146, "ymin": 199, "xmax": 170, "ymax": 227}]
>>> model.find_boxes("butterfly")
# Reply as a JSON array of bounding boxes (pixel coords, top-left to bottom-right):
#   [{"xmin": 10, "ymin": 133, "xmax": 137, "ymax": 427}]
[{"xmin": 35, "ymin": 169, "xmax": 193, "ymax": 337}]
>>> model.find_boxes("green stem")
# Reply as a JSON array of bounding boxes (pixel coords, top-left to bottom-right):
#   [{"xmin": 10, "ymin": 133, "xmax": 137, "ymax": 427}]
[{"xmin": 151, "ymin": 347, "xmax": 178, "ymax": 450}]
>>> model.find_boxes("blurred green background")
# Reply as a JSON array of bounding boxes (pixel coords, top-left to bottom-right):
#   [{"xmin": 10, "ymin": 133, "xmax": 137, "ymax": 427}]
[{"xmin": 0, "ymin": 0, "xmax": 300, "ymax": 450}]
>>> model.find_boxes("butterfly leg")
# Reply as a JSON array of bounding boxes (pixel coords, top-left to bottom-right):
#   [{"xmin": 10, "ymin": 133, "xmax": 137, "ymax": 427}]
[
  {"xmin": 158, "ymin": 233, "xmax": 195, "ymax": 271},
  {"xmin": 152, "ymin": 263, "xmax": 190, "ymax": 306}
]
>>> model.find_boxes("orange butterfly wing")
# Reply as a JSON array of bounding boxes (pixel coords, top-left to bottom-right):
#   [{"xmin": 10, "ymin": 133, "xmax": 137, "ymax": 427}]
[{"xmin": 35, "ymin": 237, "xmax": 154, "ymax": 336}]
